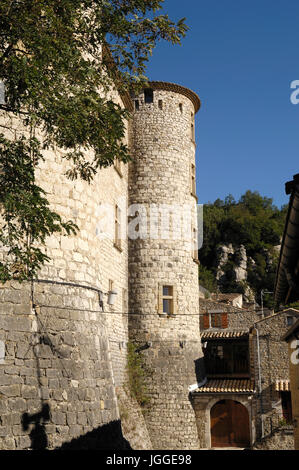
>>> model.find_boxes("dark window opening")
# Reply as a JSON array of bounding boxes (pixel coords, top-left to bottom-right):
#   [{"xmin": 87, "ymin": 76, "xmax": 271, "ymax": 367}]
[
  {"xmin": 135, "ymin": 100, "xmax": 140, "ymax": 111},
  {"xmin": 179, "ymin": 103, "xmax": 183, "ymax": 113},
  {"xmin": 281, "ymin": 391, "xmax": 293, "ymax": 424},
  {"xmin": 191, "ymin": 112, "xmax": 195, "ymax": 141},
  {"xmin": 158, "ymin": 99, "xmax": 163, "ymax": 110},
  {"xmin": 144, "ymin": 88, "xmax": 154, "ymax": 104},
  {"xmin": 204, "ymin": 339, "xmax": 249, "ymax": 377}
]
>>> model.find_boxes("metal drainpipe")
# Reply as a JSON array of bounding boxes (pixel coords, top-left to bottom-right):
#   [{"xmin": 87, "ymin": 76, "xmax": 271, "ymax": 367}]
[{"xmin": 253, "ymin": 323, "xmax": 264, "ymax": 439}]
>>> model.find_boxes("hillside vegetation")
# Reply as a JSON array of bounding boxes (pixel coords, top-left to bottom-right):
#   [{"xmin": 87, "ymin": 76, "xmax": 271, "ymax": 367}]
[{"xmin": 198, "ymin": 191, "xmax": 288, "ymax": 307}]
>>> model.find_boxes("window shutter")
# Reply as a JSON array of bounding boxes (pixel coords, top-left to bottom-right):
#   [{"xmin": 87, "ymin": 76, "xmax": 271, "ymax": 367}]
[
  {"xmin": 203, "ymin": 313, "xmax": 210, "ymax": 329},
  {"xmin": 172, "ymin": 285, "xmax": 177, "ymax": 315},
  {"xmin": 221, "ymin": 312, "xmax": 228, "ymax": 329}
]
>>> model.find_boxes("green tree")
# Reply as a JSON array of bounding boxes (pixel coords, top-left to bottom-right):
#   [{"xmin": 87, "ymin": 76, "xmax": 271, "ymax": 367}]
[
  {"xmin": 198, "ymin": 264, "xmax": 217, "ymax": 293},
  {"xmin": 0, "ymin": 0, "xmax": 187, "ymax": 281},
  {"xmin": 199, "ymin": 191, "xmax": 287, "ymax": 305}
]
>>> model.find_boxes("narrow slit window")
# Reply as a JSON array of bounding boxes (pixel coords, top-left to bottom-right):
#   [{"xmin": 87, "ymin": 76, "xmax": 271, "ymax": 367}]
[
  {"xmin": 135, "ymin": 100, "xmax": 140, "ymax": 111},
  {"xmin": 191, "ymin": 112, "xmax": 195, "ymax": 141},
  {"xmin": 192, "ymin": 226, "xmax": 198, "ymax": 260},
  {"xmin": 158, "ymin": 99, "xmax": 163, "ymax": 110},
  {"xmin": 144, "ymin": 88, "xmax": 154, "ymax": 104},
  {"xmin": 114, "ymin": 205, "xmax": 122, "ymax": 250},
  {"xmin": 191, "ymin": 163, "xmax": 196, "ymax": 196},
  {"xmin": 179, "ymin": 103, "xmax": 183, "ymax": 113}
]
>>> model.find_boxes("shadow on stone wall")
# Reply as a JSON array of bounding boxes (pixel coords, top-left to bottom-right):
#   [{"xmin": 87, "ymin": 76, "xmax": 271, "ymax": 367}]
[
  {"xmin": 21, "ymin": 403, "xmax": 131, "ymax": 450},
  {"xmin": 56, "ymin": 420, "xmax": 132, "ymax": 450},
  {"xmin": 194, "ymin": 356, "xmax": 206, "ymax": 384},
  {"xmin": 22, "ymin": 403, "xmax": 51, "ymax": 450}
]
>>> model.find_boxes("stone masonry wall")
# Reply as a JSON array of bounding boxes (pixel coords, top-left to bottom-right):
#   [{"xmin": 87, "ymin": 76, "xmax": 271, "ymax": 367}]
[
  {"xmin": 253, "ymin": 312, "xmax": 294, "ymax": 442},
  {"xmin": 197, "ymin": 299, "xmax": 294, "ymax": 448},
  {"xmin": 0, "ymin": 88, "xmax": 131, "ymax": 448},
  {"xmin": 287, "ymin": 340, "xmax": 299, "ymax": 449},
  {"xmin": 129, "ymin": 85, "xmax": 204, "ymax": 450},
  {"xmin": 0, "ymin": 281, "xmax": 125, "ymax": 450}
]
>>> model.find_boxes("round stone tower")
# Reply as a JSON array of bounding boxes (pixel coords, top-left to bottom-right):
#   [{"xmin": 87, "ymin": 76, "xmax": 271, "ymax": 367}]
[{"xmin": 129, "ymin": 82, "xmax": 205, "ymax": 450}]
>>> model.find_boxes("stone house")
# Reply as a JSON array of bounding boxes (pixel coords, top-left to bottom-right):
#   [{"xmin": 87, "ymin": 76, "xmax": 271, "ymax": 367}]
[
  {"xmin": 191, "ymin": 298, "xmax": 297, "ymax": 449},
  {"xmin": 0, "ymin": 80, "xmax": 205, "ymax": 450},
  {"xmin": 282, "ymin": 319, "xmax": 299, "ymax": 450},
  {"xmin": 274, "ymin": 172, "xmax": 299, "ymax": 451}
]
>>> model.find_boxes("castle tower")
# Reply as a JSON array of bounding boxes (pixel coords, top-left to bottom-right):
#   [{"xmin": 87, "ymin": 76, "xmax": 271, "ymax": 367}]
[{"xmin": 129, "ymin": 82, "xmax": 205, "ymax": 449}]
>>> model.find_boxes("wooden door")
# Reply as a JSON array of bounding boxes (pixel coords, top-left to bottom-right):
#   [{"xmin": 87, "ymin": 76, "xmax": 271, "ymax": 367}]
[{"xmin": 211, "ymin": 400, "xmax": 250, "ymax": 448}]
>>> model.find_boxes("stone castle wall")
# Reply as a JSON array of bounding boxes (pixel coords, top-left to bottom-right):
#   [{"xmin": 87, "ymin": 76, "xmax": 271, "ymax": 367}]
[
  {"xmin": 0, "ymin": 280, "xmax": 124, "ymax": 449},
  {"xmin": 128, "ymin": 85, "xmax": 204, "ymax": 449},
  {"xmin": 0, "ymin": 89, "xmax": 131, "ymax": 448},
  {"xmin": 0, "ymin": 81, "xmax": 205, "ymax": 450}
]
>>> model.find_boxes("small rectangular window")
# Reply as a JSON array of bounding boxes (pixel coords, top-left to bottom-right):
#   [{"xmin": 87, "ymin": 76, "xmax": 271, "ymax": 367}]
[
  {"xmin": 211, "ymin": 313, "xmax": 221, "ymax": 328},
  {"xmin": 191, "ymin": 163, "xmax": 196, "ymax": 196},
  {"xmin": 158, "ymin": 284, "xmax": 177, "ymax": 315},
  {"xmin": 162, "ymin": 285, "xmax": 173, "ymax": 314},
  {"xmin": 179, "ymin": 103, "xmax": 183, "ymax": 113},
  {"xmin": 158, "ymin": 99, "xmax": 163, "ymax": 110},
  {"xmin": 114, "ymin": 205, "xmax": 122, "ymax": 250},
  {"xmin": 200, "ymin": 312, "xmax": 228, "ymax": 330},
  {"xmin": 144, "ymin": 88, "xmax": 154, "ymax": 104},
  {"xmin": 135, "ymin": 100, "xmax": 140, "ymax": 111}
]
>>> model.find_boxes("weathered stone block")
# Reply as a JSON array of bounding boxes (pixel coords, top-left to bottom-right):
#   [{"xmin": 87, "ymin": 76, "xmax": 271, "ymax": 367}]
[
  {"xmin": 0, "ymin": 384, "xmax": 21, "ymax": 397},
  {"xmin": 21, "ymin": 385, "xmax": 38, "ymax": 399},
  {"xmin": 51, "ymin": 411, "xmax": 66, "ymax": 426}
]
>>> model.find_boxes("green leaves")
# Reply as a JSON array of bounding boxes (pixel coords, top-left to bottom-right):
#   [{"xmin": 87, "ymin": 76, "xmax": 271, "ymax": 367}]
[
  {"xmin": 0, "ymin": 0, "xmax": 187, "ymax": 280},
  {"xmin": 0, "ymin": 135, "xmax": 78, "ymax": 282},
  {"xmin": 199, "ymin": 190, "xmax": 286, "ymax": 302}
]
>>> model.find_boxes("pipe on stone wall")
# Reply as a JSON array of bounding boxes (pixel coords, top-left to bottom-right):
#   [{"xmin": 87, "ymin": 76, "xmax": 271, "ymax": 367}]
[{"xmin": 252, "ymin": 323, "xmax": 265, "ymax": 439}]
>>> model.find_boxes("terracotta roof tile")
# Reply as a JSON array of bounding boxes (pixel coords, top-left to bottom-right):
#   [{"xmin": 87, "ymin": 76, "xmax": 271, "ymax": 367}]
[
  {"xmin": 193, "ymin": 379, "xmax": 255, "ymax": 394},
  {"xmin": 275, "ymin": 380, "xmax": 290, "ymax": 392},
  {"xmin": 201, "ymin": 330, "xmax": 248, "ymax": 340}
]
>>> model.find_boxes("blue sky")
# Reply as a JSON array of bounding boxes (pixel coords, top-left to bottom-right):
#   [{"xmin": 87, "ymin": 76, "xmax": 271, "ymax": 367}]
[{"xmin": 146, "ymin": 0, "xmax": 299, "ymax": 208}]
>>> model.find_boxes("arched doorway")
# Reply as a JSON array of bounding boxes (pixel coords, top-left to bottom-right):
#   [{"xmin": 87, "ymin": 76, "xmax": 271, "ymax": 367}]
[{"xmin": 210, "ymin": 400, "xmax": 250, "ymax": 448}]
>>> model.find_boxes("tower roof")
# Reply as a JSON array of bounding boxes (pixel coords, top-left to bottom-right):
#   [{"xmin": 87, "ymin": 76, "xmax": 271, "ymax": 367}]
[{"xmin": 149, "ymin": 81, "xmax": 201, "ymax": 113}]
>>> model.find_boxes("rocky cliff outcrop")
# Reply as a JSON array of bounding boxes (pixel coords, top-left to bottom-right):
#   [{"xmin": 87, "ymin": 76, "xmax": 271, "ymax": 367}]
[{"xmin": 215, "ymin": 243, "xmax": 276, "ymax": 303}]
